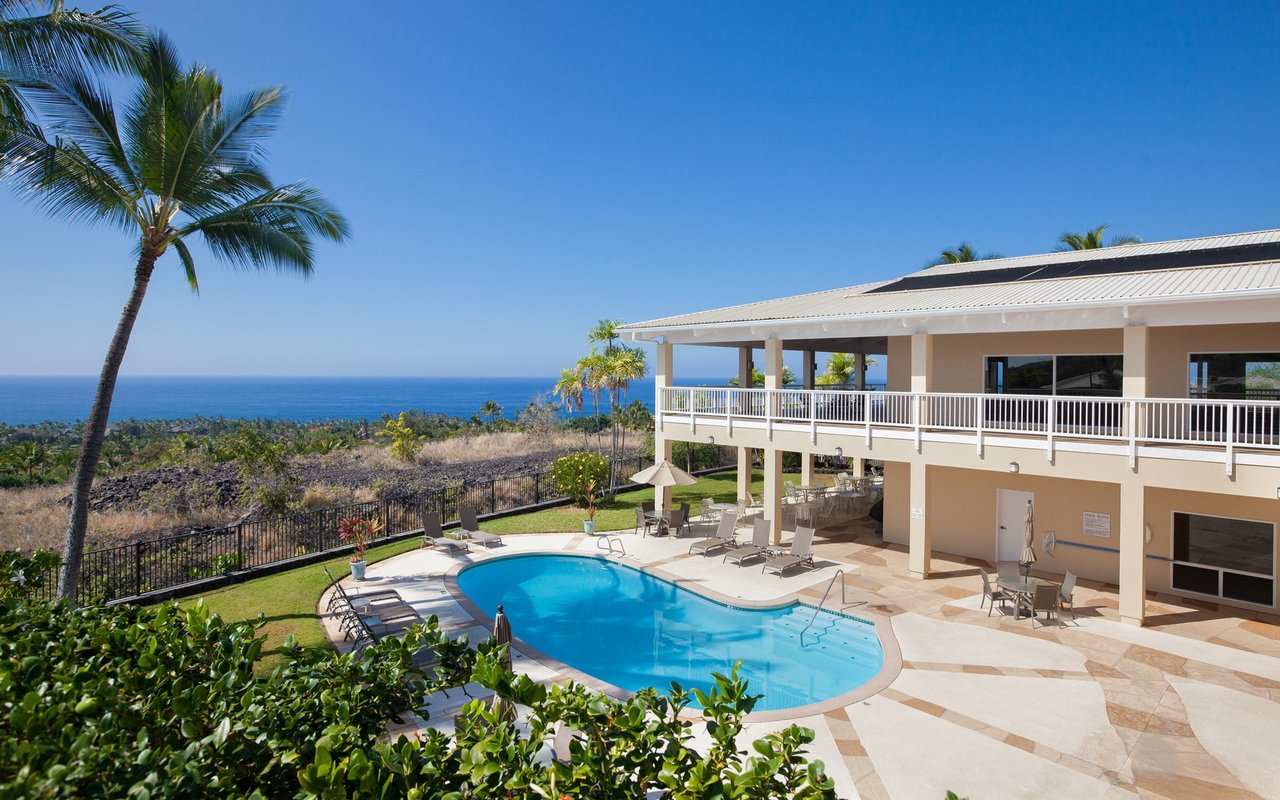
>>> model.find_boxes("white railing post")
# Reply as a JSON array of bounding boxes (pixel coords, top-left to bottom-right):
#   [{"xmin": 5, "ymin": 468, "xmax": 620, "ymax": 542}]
[
  {"xmin": 657, "ymin": 387, "xmax": 665, "ymax": 433},
  {"xmin": 1046, "ymin": 396, "xmax": 1056, "ymax": 463},
  {"xmin": 1225, "ymin": 402, "xmax": 1235, "ymax": 477},
  {"xmin": 975, "ymin": 394, "xmax": 984, "ymax": 456},
  {"xmin": 766, "ymin": 389, "xmax": 773, "ymax": 439},
  {"xmin": 912, "ymin": 393, "xmax": 922, "ymax": 452},
  {"xmin": 1127, "ymin": 400, "xmax": 1137, "ymax": 468},
  {"xmin": 810, "ymin": 392, "xmax": 817, "ymax": 444},
  {"xmin": 726, "ymin": 388, "xmax": 734, "ymax": 435},
  {"xmin": 864, "ymin": 391, "xmax": 873, "ymax": 446}
]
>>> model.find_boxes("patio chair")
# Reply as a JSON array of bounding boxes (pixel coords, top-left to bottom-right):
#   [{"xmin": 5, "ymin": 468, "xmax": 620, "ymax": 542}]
[
  {"xmin": 762, "ymin": 526, "xmax": 815, "ymax": 577},
  {"xmin": 1059, "ymin": 571, "xmax": 1077, "ymax": 622},
  {"xmin": 635, "ymin": 506, "xmax": 659, "ymax": 536},
  {"xmin": 996, "ymin": 560, "xmax": 1019, "ymax": 580},
  {"xmin": 745, "ymin": 492, "xmax": 762, "ymax": 509},
  {"xmin": 724, "ymin": 517, "xmax": 770, "ymax": 566},
  {"xmin": 689, "ymin": 512, "xmax": 738, "ymax": 556},
  {"xmin": 422, "ymin": 511, "xmax": 469, "ymax": 555},
  {"xmin": 323, "ymin": 564, "xmax": 402, "ymax": 612},
  {"xmin": 980, "ymin": 571, "xmax": 1010, "ymax": 617},
  {"xmin": 660, "ymin": 508, "xmax": 689, "ymax": 538},
  {"xmin": 698, "ymin": 498, "xmax": 716, "ymax": 522},
  {"xmin": 459, "ymin": 507, "xmax": 503, "ymax": 548},
  {"xmin": 641, "ymin": 499, "xmax": 655, "ymax": 513},
  {"xmin": 1017, "ymin": 583, "xmax": 1060, "ymax": 627}
]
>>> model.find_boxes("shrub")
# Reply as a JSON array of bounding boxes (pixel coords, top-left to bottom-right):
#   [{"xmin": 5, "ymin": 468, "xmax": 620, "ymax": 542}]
[
  {"xmin": 376, "ymin": 412, "xmax": 427, "ymax": 462},
  {"xmin": 550, "ymin": 451, "xmax": 610, "ymax": 506},
  {"xmin": 297, "ymin": 484, "xmax": 337, "ymax": 510}
]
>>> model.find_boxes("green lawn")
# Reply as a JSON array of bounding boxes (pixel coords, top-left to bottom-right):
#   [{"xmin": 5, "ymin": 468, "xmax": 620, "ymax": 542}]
[{"xmin": 188, "ymin": 468, "xmax": 791, "ymax": 671}]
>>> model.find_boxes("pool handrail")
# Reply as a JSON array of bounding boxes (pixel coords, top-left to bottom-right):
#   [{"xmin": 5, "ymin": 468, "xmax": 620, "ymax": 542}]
[{"xmin": 800, "ymin": 569, "xmax": 847, "ymax": 643}]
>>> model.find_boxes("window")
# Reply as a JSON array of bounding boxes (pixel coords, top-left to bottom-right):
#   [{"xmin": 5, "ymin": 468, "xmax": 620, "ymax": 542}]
[
  {"xmin": 1189, "ymin": 353, "xmax": 1280, "ymax": 400},
  {"xmin": 984, "ymin": 355, "xmax": 1122, "ymax": 397},
  {"xmin": 1172, "ymin": 512, "xmax": 1275, "ymax": 607}
]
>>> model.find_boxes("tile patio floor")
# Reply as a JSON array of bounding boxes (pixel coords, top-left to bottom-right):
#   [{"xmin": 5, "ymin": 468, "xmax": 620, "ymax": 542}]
[{"xmin": 320, "ymin": 521, "xmax": 1280, "ymax": 800}]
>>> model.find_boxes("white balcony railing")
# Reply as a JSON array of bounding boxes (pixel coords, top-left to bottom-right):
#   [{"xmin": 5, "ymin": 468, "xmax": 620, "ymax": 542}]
[{"xmin": 657, "ymin": 387, "xmax": 1280, "ymax": 475}]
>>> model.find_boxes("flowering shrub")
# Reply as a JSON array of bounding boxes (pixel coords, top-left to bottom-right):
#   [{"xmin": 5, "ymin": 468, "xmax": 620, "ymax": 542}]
[
  {"xmin": 549, "ymin": 451, "xmax": 610, "ymax": 507},
  {"xmin": 337, "ymin": 515, "xmax": 383, "ymax": 562}
]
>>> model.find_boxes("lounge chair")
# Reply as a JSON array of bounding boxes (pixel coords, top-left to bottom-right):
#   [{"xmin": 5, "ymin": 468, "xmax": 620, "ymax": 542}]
[
  {"xmin": 762, "ymin": 526, "xmax": 815, "ymax": 576},
  {"xmin": 1058, "ymin": 571, "xmax": 1077, "ymax": 622},
  {"xmin": 422, "ymin": 511, "xmax": 469, "ymax": 555},
  {"xmin": 688, "ymin": 513, "xmax": 737, "ymax": 556},
  {"xmin": 723, "ymin": 517, "xmax": 770, "ymax": 566},
  {"xmin": 323, "ymin": 564, "xmax": 402, "ymax": 612},
  {"xmin": 1017, "ymin": 583, "xmax": 1060, "ymax": 627},
  {"xmin": 980, "ymin": 571, "xmax": 1010, "ymax": 617},
  {"xmin": 459, "ymin": 507, "xmax": 503, "ymax": 547}
]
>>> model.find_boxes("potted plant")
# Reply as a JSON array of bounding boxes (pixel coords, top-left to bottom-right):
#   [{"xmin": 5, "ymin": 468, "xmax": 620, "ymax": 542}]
[
  {"xmin": 583, "ymin": 478, "xmax": 598, "ymax": 535},
  {"xmin": 338, "ymin": 514, "xmax": 383, "ymax": 580}
]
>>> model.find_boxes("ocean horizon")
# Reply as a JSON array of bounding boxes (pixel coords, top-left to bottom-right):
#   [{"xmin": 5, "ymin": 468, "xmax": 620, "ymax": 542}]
[{"xmin": 0, "ymin": 375, "xmax": 728, "ymax": 426}]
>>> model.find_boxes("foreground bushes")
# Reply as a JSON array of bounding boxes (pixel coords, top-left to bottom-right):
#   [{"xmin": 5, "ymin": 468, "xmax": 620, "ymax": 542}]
[{"xmin": 0, "ymin": 553, "xmax": 835, "ymax": 798}]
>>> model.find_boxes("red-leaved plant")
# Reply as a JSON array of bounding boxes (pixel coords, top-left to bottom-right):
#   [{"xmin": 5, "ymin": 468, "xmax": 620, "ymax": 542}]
[{"xmin": 338, "ymin": 515, "xmax": 384, "ymax": 563}]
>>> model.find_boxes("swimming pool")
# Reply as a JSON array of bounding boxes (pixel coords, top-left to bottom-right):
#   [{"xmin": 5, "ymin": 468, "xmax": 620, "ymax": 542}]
[{"xmin": 455, "ymin": 554, "xmax": 884, "ymax": 712}]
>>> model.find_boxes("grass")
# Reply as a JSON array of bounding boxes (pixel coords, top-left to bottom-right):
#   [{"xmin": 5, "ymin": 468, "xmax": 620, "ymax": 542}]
[{"xmin": 186, "ymin": 468, "xmax": 798, "ymax": 671}]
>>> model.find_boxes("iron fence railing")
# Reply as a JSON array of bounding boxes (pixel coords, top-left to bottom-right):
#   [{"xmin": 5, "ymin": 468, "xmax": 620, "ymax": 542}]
[{"xmin": 32, "ymin": 451, "xmax": 736, "ymax": 605}]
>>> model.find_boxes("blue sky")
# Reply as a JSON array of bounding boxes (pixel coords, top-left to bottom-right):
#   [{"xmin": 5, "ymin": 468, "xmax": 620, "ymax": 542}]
[{"xmin": 2, "ymin": 1, "xmax": 1278, "ymax": 380}]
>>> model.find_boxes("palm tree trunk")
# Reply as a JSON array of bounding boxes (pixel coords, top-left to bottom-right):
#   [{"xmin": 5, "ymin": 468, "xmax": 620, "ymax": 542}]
[{"xmin": 58, "ymin": 251, "xmax": 158, "ymax": 602}]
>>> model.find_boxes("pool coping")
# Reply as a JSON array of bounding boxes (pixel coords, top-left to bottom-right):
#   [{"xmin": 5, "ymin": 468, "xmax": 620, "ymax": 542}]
[{"xmin": 442, "ymin": 549, "xmax": 903, "ymax": 723}]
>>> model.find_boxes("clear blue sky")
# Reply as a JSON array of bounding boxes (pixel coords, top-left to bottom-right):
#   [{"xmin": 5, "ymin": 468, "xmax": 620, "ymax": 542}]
[{"xmin": 2, "ymin": 1, "xmax": 1278, "ymax": 379}]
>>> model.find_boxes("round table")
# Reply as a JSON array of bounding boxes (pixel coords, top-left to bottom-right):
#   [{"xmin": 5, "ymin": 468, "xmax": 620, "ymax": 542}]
[{"xmin": 996, "ymin": 575, "xmax": 1059, "ymax": 618}]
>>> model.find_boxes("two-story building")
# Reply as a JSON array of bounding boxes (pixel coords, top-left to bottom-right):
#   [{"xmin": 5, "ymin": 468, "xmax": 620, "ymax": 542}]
[{"xmin": 619, "ymin": 229, "xmax": 1280, "ymax": 627}]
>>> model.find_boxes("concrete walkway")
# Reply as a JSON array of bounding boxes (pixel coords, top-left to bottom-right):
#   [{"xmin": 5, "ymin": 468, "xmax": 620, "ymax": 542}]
[{"xmin": 321, "ymin": 521, "xmax": 1280, "ymax": 800}]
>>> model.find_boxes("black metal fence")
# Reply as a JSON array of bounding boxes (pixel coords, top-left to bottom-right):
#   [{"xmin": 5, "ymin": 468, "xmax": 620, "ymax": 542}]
[{"xmin": 36, "ymin": 450, "xmax": 736, "ymax": 604}]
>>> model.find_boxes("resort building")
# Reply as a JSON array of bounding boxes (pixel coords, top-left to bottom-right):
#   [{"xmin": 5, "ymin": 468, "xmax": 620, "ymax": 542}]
[{"xmin": 620, "ymin": 229, "xmax": 1280, "ymax": 627}]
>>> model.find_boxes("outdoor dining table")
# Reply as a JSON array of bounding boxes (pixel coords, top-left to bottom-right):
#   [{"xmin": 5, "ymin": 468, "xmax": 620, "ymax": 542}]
[
  {"xmin": 996, "ymin": 575, "xmax": 1059, "ymax": 618},
  {"xmin": 644, "ymin": 509, "xmax": 681, "ymax": 536},
  {"xmin": 798, "ymin": 485, "xmax": 828, "ymax": 500}
]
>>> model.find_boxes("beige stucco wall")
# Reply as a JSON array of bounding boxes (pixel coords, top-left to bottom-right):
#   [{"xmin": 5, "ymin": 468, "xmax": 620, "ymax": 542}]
[
  {"xmin": 1148, "ymin": 322, "xmax": 1280, "ymax": 398},
  {"xmin": 929, "ymin": 330, "xmax": 1123, "ymax": 394},
  {"xmin": 882, "ymin": 460, "xmax": 910, "ymax": 546},
  {"xmin": 886, "ymin": 336, "xmax": 911, "ymax": 392}
]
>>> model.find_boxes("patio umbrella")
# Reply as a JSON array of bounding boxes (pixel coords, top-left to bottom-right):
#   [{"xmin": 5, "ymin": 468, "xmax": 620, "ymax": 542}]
[
  {"xmin": 1019, "ymin": 500, "xmax": 1037, "ymax": 577},
  {"xmin": 630, "ymin": 460, "xmax": 697, "ymax": 487},
  {"xmin": 490, "ymin": 605, "xmax": 515, "ymax": 722}
]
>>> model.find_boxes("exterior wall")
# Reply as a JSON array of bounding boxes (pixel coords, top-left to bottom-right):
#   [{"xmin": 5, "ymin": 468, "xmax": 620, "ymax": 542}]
[
  {"xmin": 1148, "ymin": 322, "xmax": 1280, "ymax": 398},
  {"xmin": 930, "ymin": 329, "xmax": 1122, "ymax": 394},
  {"xmin": 927, "ymin": 466, "xmax": 1122, "ymax": 584},
  {"xmin": 882, "ymin": 460, "xmax": 910, "ymax": 546},
  {"xmin": 886, "ymin": 336, "xmax": 911, "ymax": 392},
  {"xmin": 1143, "ymin": 487, "xmax": 1280, "ymax": 605}
]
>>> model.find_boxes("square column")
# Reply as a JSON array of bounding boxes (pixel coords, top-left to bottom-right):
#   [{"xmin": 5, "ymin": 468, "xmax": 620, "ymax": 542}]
[
  {"xmin": 1122, "ymin": 325, "xmax": 1148, "ymax": 397},
  {"xmin": 910, "ymin": 333, "xmax": 933, "ymax": 393},
  {"xmin": 763, "ymin": 338, "xmax": 785, "ymax": 543},
  {"xmin": 907, "ymin": 459, "xmax": 931, "ymax": 578},
  {"xmin": 854, "ymin": 353, "xmax": 866, "ymax": 391},
  {"xmin": 1119, "ymin": 481, "xmax": 1147, "ymax": 626},
  {"xmin": 654, "ymin": 341, "xmax": 673, "ymax": 512},
  {"xmin": 737, "ymin": 346, "xmax": 754, "ymax": 503},
  {"xmin": 800, "ymin": 350, "xmax": 816, "ymax": 486}
]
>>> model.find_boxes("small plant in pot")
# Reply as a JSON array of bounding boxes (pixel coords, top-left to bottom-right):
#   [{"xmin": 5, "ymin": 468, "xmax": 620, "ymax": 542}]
[
  {"xmin": 338, "ymin": 514, "xmax": 384, "ymax": 580},
  {"xmin": 582, "ymin": 478, "xmax": 598, "ymax": 535}
]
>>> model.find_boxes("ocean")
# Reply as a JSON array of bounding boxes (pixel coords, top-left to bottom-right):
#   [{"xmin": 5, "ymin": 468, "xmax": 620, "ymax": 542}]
[{"xmin": 0, "ymin": 375, "xmax": 721, "ymax": 425}]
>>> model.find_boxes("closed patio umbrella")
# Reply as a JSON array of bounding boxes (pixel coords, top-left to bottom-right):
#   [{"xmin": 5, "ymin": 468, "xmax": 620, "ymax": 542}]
[
  {"xmin": 630, "ymin": 460, "xmax": 697, "ymax": 488},
  {"xmin": 491, "ymin": 605, "xmax": 515, "ymax": 722},
  {"xmin": 1019, "ymin": 500, "xmax": 1037, "ymax": 577}
]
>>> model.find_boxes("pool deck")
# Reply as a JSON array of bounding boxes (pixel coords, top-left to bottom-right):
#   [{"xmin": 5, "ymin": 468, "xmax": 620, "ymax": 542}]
[{"xmin": 320, "ymin": 521, "xmax": 1280, "ymax": 800}]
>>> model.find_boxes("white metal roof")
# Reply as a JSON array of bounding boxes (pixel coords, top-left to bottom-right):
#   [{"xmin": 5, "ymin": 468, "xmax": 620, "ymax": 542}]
[{"xmin": 621, "ymin": 229, "xmax": 1280, "ymax": 336}]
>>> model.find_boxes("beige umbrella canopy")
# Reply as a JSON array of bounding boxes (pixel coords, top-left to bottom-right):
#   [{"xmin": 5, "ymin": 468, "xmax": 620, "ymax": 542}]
[
  {"xmin": 630, "ymin": 460, "xmax": 697, "ymax": 488},
  {"xmin": 490, "ymin": 605, "xmax": 515, "ymax": 722},
  {"xmin": 1019, "ymin": 500, "xmax": 1037, "ymax": 575}
]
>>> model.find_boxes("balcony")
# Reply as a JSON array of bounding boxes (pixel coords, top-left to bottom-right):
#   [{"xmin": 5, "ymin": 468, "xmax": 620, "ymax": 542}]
[{"xmin": 658, "ymin": 387, "xmax": 1280, "ymax": 475}]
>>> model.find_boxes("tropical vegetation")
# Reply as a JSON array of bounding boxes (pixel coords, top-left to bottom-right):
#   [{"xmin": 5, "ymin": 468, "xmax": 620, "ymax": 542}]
[
  {"xmin": 929, "ymin": 242, "xmax": 1000, "ymax": 265},
  {"xmin": 549, "ymin": 451, "xmax": 610, "ymax": 507},
  {"xmin": 1057, "ymin": 224, "xmax": 1142, "ymax": 250},
  {"xmin": 0, "ymin": 30, "xmax": 350, "ymax": 600}
]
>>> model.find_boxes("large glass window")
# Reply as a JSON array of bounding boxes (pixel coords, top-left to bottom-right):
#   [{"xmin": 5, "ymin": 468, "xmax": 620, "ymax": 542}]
[
  {"xmin": 984, "ymin": 355, "xmax": 1122, "ymax": 397},
  {"xmin": 1172, "ymin": 512, "xmax": 1275, "ymax": 606},
  {"xmin": 1189, "ymin": 353, "xmax": 1280, "ymax": 400}
]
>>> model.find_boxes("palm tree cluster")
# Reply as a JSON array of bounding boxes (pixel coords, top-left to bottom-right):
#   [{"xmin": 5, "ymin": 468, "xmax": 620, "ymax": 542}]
[
  {"xmin": 1, "ymin": 9, "xmax": 349, "ymax": 601},
  {"xmin": 929, "ymin": 224, "xmax": 1142, "ymax": 266},
  {"xmin": 554, "ymin": 320, "xmax": 647, "ymax": 487}
]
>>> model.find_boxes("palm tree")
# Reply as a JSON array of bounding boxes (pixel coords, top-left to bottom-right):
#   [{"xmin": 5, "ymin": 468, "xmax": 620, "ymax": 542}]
[
  {"xmin": 601, "ymin": 346, "xmax": 646, "ymax": 486},
  {"xmin": 587, "ymin": 318, "xmax": 622, "ymax": 356},
  {"xmin": 929, "ymin": 242, "xmax": 1001, "ymax": 266},
  {"xmin": 553, "ymin": 366, "xmax": 588, "ymax": 446},
  {"xmin": 579, "ymin": 351, "xmax": 608, "ymax": 452},
  {"xmin": 0, "ymin": 1, "xmax": 143, "ymax": 130},
  {"xmin": 0, "ymin": 33, "xmax": 350, "ymax": 601},
  {"xmin": 479, "ymin": 399, "xmax": 503, "ymax": 427},
  {"xmin": 729, "ymin": 366, "xmax": 796, "ymax": 387},
  {"xmin": 11, "ymin": 441, "xmax": 49, "ymax": 479},
  {"xmin": 1057, "ymin": 225, "xmax": 1142, "ymax": 251},
  {"xmin": 816, "ymin": 352, "xmax": 880, "ymax": 387}
]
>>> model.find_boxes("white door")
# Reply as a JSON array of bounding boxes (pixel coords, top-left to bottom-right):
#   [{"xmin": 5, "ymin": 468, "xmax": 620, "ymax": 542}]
[{"xmin": 996, "ymin": 489, "xmax": 1034, "ymax": 563}]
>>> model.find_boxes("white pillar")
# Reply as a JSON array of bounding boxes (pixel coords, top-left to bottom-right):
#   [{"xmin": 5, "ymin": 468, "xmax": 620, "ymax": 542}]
[
  {"xmin": 907, "ymin": 459, "xmax": 930, "ymax": 578},
  {"xmin": 764, "ymin": 338, "xmax": 785, "ymax": 543},
  {"xmin": 1119, "ymin": 481, "xmax": 1147, "ymax": 626},
  {"xmin": 854, "ymin": 353, "xmax": 866, "ymax": 391},
  {"xmin": 801, "ymin": 350, "xmax": 816, "ymax": 486},
  {"xmin": 1122, "ymin": 325, "xmax": 1148, "ymax": 397},
  {"xmin": 654, "ymin": 341, "xmax": 674, "ymax": 512},
  {"xmin": 737, "ymin": 347, "xmax": 754, "ymax": 504},
  {"xmin": 910, "ymin": 333, "xmax": 932, "ymax": 393}
]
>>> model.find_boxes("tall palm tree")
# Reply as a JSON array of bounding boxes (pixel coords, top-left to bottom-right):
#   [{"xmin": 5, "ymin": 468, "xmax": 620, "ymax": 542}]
[
  {"xmin": 587, "ymin": 318, "xmax": 623, "ymax": 356},
  {"xmin": 579, "ymin": 350, "xmax": 608, "ymax": 452},
  {"xmin": 553, "ymin": 366, "xmax": 587, "ymax": 446},
  {"xmin": 1, "ymin": 1, "xmax": 143, "ymax": 130},
  {"xmin": 929, "ymin": 242, "xmax": 1001, "ymax": 266},
  {"xmin": 1057, "ymin": 224, "xmax": 1142, "ymax": 251},
  {"xmin": 0, "ymin": 33, "xmax": 350, "ymax": 601},
  {"xmin": 601, "ymin": 346, "xmax": 646, "ymax": 486},
  {"xmin": 816, "ymin": 352, "xmax": 880, "ymax": 387},
  {"xmin": 479, "ymin": 399, "xmax": 503, "ymax": 426}
]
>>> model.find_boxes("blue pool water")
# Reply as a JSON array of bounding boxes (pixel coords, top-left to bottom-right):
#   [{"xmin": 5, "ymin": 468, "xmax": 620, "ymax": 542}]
[{"xmin": 456, "ymin": 554, "xmax": 883, "ymax": 711}]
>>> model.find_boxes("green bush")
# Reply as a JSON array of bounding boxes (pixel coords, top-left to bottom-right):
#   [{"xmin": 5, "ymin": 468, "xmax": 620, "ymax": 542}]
[{"xmin": 550, "ymin": 451, "xmax": 610, "ymax": 506}]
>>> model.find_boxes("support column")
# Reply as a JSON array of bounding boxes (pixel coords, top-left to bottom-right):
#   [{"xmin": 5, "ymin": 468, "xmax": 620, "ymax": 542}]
[
  {"xmin": 1122, "ymin": 325, "xmax": 1149, "ymax": 397},
  {"xmin": 907, "ymin": 459, "xmax": 930, "ymax": 578},
  {"xmin": 737, "ymin": 346, "xmax": 754, "ymax": 504},
  {"xmin": 764, "ymin": 338, "xmax": 786, "ymax": 543},
  {"xmin": 1119, "ymin": 481, "xmax": 1147, "ymax": 626},
  {"xmin": 654, "ymin": 341, "xmax": 674, "ymax": 512},
  {"xmin": 854, "ymin": 353, "xmax": 866, "ymax": 391},
  {"xmin": 801, "ymin": 350, "xmax": 816, "ymax": 486},
  {"xmin": 910, "ymin": 333, "xmax": 933, "ymax": 393}
]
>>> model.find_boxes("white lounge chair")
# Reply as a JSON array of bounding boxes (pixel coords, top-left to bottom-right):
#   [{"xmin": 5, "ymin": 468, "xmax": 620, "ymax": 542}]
[
  {"xmin": 723, "ymin": 517, "xmax": 770, "ymax": 566},
  {"xmin": 459, "ymin": 507, "xmax": 503, "ymax": 547},
  {"xmin": 689, "ymin": 513, "xmax": 737, "ymax": 556},
  {"xmin": 422, "ymin": 511, "xmax": 468, "ymax": 555},
  {"xmin": 762, "ymin": 526, "xmax": 815, "ymax": 576}
]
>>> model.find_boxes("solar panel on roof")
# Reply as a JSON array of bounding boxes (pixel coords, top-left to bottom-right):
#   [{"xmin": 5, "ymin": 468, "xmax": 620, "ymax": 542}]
[{"xmin": 864, "ymin": 242, "xmax": 1280, "ymax": 295}]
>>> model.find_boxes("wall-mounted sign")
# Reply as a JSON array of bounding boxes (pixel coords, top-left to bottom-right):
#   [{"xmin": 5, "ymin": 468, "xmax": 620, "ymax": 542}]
[
  {"xmin": 1083, "ymin": 512, "xmax": 1111, "ymax": 538},
  {"xmin": 911, "ymin": 506, "xmax": 924, "ymax": 520}
]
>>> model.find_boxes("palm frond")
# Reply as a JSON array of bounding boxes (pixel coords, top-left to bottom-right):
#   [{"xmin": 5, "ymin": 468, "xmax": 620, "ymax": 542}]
[
  {"xmin": 0, "ymin": 3, "xmax": 144, "ymax": 76},
  {"xmin": 172, "ymin": 236, "xmax": 199, "ymax": 294}
]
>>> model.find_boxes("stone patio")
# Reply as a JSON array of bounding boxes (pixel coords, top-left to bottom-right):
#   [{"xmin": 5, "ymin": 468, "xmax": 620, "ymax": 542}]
[{"xmin": 320, "ymin": 520, "xmax": 1280, "ymax": 800}]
